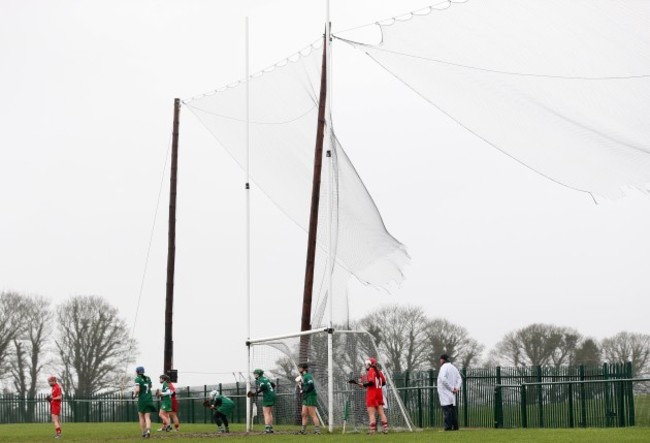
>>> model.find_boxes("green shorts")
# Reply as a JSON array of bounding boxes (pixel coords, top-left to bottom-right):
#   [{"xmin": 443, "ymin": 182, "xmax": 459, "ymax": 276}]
[
  {"xmin": 303, "ymin": 396, "xmax": 318, "ymax": 407},
  {"xmin": 262, "ymin": 393, "xmax": 276, "ymax": 407},
  {"xmin": 160, "ymin": 404, "xmax": 172, "ymax": 412},
  {"xmin": 138, "ymin": 402, "xmax": 157, "ymax": 414}
]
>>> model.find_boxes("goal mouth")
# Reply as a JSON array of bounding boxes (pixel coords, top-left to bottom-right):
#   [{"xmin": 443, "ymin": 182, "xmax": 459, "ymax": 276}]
[{"xmin": 247, "ymin": 328, "xmax": 414, "ymax": 432}]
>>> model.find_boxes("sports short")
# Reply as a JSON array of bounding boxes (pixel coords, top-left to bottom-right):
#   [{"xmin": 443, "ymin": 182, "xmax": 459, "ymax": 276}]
[
  {"xmin": 171, "ymin": 398, "xmax": 179, "ymax": 413},
  {"xmin": 138, "ymin": 402, "xmax": 157, "ymax": 414},
  {"xmin": 366, "ymin": 390, "xmax": 384, "ymax": 408},
  {"xmin": 303, "ymin": 396, "xmax": 318, "ymax": 407},
  {"xmin": 51, "ymin": 402, "xmax": 61, "ymax": 416},
  {"xmin": 262, "ymin": 393, "xmax": 276, "ymax": 407},
  {"xmin": 160, "ymin": 403, "xmax": 172, "ymax": 412}
]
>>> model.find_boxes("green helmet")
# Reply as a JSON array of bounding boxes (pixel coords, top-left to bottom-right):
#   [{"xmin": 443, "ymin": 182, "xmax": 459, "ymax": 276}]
[{"xmin": 253, "ymin": 369, "xmax": 264, "ymax": 376}]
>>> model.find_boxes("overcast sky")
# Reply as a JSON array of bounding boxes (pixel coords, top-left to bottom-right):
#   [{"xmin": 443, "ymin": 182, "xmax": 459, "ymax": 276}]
[{"xmin": 2, "ymin": 0, "xmax": 650, "ymax": 388}]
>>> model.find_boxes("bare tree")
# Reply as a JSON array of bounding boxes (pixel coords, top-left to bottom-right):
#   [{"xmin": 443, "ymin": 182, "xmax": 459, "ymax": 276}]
[
  {"xmin": 573, "ymin": 338, "xmax": 601, "ymax": 367},
  {"xmin": 55, "ymin": 295, "xmax": 136, "ymax": 397},
  {"xmin": 550, "ymin": 330, "xmax": 581, "ymax": 367},
  {"xmin": 359, "ymin": 305, "xmax": 429, "ymax": 373},
  {"xmin": 425, "ymin": 318, "xmax": 484, "ymax": 368},
  {"xmin": 601, "ymin": 331, "xmax": 650, "ymax": 377},
  {"xmin": 9, "ymin": 295, "xmax": 53, "ymax": 420},
  {"xmin": 493, "ymin": 323, "xmax": 582, "ymax": 368},
  {"xmin": 0, "ymin": 292, "xmax": 27, "ymax": 381}
]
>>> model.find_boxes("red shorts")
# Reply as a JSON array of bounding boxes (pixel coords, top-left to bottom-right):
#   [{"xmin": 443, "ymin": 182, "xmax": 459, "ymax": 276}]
[
  {"xmin": 365, "ymin": 389, "xmax": 384, "ymax": 408},
  {"xmin": 171, "ymin": 397, "xmax": 178, "ymax": 413},
  {"xmin": 51, "ymin": 401, "xmax": 61, "ymax": 416}
]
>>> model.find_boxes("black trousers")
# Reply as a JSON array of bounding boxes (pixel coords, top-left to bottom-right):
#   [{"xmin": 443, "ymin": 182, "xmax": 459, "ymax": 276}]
[
  {"xmin": 213, "ymin": 411, "xmax": 229, "ymax": 428},
  {"xmin": 442, "ymin": 404, "xmax": 459, "ymax": 431}
]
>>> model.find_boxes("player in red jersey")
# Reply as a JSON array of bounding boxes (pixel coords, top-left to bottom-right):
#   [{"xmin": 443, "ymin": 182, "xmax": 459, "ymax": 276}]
[
  {"xmin": 47, "ymin": 375, "xmax": 63, "ymax": 439},
  {"xmin": 167, "ymin": 380, "xmax": 180, "ymax": 431},
  {"xmin": 358, "ymin": 358, "xmax": 388, "ymax": 434}
]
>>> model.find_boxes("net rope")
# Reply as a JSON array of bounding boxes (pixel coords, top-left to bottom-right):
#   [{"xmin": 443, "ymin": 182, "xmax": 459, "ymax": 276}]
[
  {"xmin": 339, "ymin": 0, "xmax": 650, "ymax": 200},
  {"xmin": 184, "ymin": 40, "xmax": 409, "ymax": 329},
  {"xmin": 183, "ymin": 0, "xmax": 650, "ymax": 333}
]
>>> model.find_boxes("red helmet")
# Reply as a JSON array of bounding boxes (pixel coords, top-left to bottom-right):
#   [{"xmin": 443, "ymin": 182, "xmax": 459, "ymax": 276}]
[{"xmin": 366, "ymin": 357, "xmax": 377, "ymax": 366}]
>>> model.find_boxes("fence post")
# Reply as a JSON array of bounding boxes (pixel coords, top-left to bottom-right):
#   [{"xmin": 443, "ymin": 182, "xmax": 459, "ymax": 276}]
[
  {"xmin": 461, "ymin": 367, "xmax": 468, "ymax": 428},
  {"xmin": 404, "ymin": 371, "xmax": 410, "ymax": 410},
  {"xmin": 128, "ymin": 393, "xmax": 132, "ymax": 422},
  {"xmin": 579, "ymin": 365, "xmax": 587, "ymax": 427},
  {"xmin": 625, "ymin": 361, "xmax": 635, "ymax": 426},
  {"xmin": 189, "ymin": 386, "xmax": 193, "ymax": 424},
  {"xmin": 234, "ymin": 381, "xmax": 240, "ymax": 424},
  {"xmin": 536, "ymin": 365, "xmax": 544, "ymax": 428},
  {"xmin": 603, "ymin": 363, "xmax": 612, "ymax": 427},
  {"xmin": 494, "ymin": 366, "xmax": 503, "ymax": 429},
  {"xmin": 417, "ymin": 379, "xmax": 423, "ymax": 428},
  {"xmin": 568, "ymin": 383, "xmax": 574, "ymax": 428},
  {"xmin": 428, "ymin": 369, "xmax": 435, "ymax": 427},
  {"xmin": 204, "ymin": 385, "xmax": 208, "ymax": 424},
  {"xmin": 520, "ymin": 384, "xmax": 527, "ymax": 428},
  {"xmin": 614, "ymin": 364, "xmax": 625, "ymax": 428}
]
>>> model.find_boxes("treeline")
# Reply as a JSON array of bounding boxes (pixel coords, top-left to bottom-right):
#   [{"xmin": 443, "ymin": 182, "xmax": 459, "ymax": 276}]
[
  {"xmin": 3, "ymin": 292, "xmax": 648, "ymax": 400},
  {"xmin": 0, "ymin": 291, "xmax": 136, "ymax": 404},
  {"xmin": 350, "ymin": 305, "xmax": 650, "ymax": 376}
]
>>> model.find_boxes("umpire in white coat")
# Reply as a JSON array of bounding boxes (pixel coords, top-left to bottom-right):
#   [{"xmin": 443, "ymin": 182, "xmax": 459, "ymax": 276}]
[{"xmin": 437, "ymin": 354, "xmax": 461, "ymax": 431}]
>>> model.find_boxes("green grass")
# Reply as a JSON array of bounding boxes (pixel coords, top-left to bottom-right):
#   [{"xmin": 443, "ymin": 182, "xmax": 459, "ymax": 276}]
[
  {"xmin": 1, "ymin": 423, "xmax": 649, "ymax": 442},
  {"xmin": 635, "ymin": 394, "xmax": 650, "ymax": 426}
]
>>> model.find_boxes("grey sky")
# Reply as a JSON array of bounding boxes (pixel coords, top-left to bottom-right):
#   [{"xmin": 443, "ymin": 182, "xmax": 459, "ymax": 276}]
[{"xmin": 2, "ymin": 0, "xmax": 649, "ymax": 388}]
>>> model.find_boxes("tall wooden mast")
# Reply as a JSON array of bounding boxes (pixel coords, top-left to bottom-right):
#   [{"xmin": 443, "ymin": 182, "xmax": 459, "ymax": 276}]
[
  {"xmin": 163, "ymin": 98, "xmax": 181, "ymax": 378},
  {"xmin": 299, "ymin": 34, "xmax": 328, "ymax": 360}
]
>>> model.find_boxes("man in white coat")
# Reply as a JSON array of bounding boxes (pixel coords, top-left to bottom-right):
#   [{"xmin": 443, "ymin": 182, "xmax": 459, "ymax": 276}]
[{"xmin": 437, "ymin": 353, "xmax": 461, "ymax": 431}]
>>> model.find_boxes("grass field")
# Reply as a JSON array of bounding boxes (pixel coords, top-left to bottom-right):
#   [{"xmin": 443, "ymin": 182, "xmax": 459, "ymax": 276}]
[{"xmin": 1, "ymin": 423, "xmax": 649, "ymax": 442}]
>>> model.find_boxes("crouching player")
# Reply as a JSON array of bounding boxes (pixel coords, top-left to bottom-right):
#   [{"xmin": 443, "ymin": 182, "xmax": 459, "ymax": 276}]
[{"xmin": 208, "ymin": 390, "xmax": 234, "ymax": 433}]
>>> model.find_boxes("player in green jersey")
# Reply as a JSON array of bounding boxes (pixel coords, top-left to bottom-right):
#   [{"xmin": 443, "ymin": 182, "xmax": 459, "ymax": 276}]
[
  {"xmin": 156, "ymin": 374, "xmax": 173, "ymax": 432},
  {"xmin": 208, "ymin": 390, "xmax": 235, "ymax": 433},
  {"xmin": 133, "ymin": 366, "xmax": 156, "ymax": 438},
  {"xmin": 297, "ymin": 363, "xmax": 321, "ymax": 434},
  {"xmin": 253, "ymin": 369, "xmax": 276, "ymax": 433}
]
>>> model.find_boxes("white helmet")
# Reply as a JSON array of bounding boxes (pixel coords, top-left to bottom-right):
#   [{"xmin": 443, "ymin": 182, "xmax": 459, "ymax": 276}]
[{"xmin": 209, "ymin": 390, "xmax": 218, "ymax": 399}]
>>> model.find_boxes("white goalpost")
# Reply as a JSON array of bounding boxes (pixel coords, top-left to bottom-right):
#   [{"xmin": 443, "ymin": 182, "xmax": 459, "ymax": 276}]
[{"xmin": 246, "ymin": 328, "xmax": 414, "ymax": 433}]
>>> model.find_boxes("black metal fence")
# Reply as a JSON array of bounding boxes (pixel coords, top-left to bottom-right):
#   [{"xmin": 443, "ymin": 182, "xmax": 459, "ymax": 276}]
[{"xmin": 3, "ymin": 363, "xmax": 648, "ymax": 428}]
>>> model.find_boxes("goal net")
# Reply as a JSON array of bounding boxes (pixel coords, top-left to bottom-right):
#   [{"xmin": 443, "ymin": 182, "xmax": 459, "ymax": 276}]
[{"xmin": 247, "ymin": 328, "xmax": 413, "ymax": 432}]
